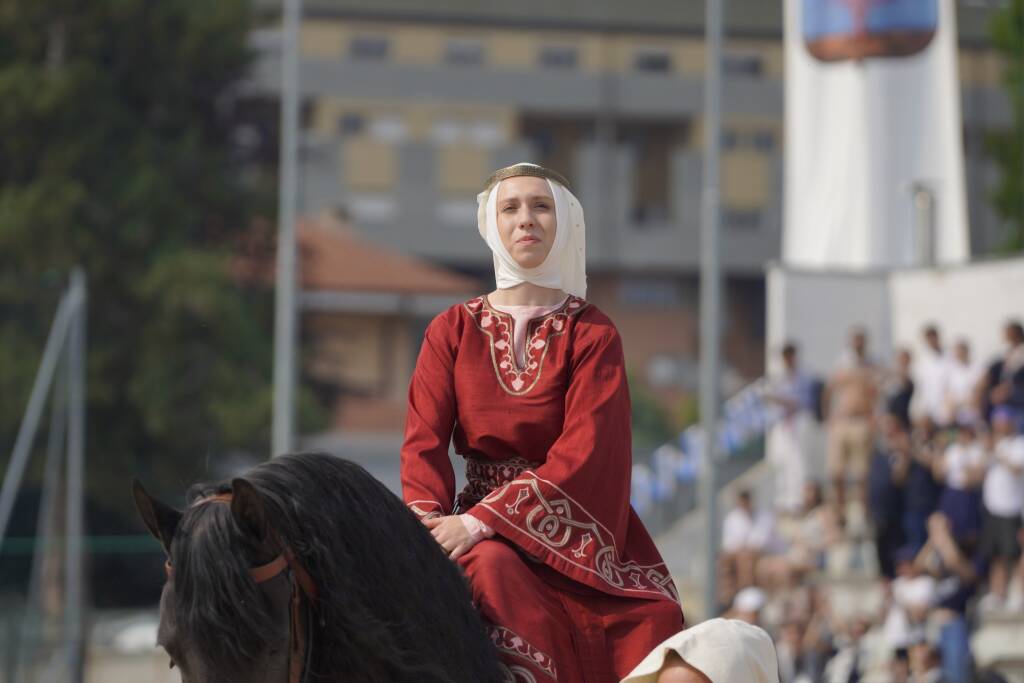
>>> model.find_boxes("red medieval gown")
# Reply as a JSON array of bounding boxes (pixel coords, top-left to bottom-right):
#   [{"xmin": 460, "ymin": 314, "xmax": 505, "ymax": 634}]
[{"xmin": 401, "ymin": 294, "xmax": 684, "ymax": 683}]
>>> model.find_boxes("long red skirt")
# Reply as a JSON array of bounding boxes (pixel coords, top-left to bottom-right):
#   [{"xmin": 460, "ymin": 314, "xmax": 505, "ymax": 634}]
[{"xmin": 458, "ymin": 539, "xmax": 684, "ymax": 683}]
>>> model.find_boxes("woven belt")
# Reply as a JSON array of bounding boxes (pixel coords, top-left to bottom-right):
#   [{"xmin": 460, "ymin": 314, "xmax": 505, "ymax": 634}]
[{"xmin": 456, "ymin": 456, "xmax": 535, "ymax": 511}]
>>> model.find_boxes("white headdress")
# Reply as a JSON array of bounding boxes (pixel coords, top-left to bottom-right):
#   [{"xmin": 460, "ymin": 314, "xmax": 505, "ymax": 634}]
[
  {"xmin": 476, "ymin": 163, "xmax": 587, "ymax": 299},
  {"xmin": 621, "ymin": 618, "xmax": 781, "ymax": 683}
]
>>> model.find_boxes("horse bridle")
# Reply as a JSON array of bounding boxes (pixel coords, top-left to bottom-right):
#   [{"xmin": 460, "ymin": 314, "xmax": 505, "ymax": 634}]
[{"xmin": 163, "ymin": 493, "xmax": 318, "ymax": 683}]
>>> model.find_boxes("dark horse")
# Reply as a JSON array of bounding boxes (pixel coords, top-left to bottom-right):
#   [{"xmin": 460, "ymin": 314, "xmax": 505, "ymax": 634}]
[{"xmin": 133, "ymin": 451, "xmax": 505, "ymax": 682}]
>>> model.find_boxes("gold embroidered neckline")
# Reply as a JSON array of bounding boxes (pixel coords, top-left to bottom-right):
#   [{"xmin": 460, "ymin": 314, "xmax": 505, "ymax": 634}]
[{"xmin": 464, "ymin": 295, "xmax": 587, "ymax": 396}]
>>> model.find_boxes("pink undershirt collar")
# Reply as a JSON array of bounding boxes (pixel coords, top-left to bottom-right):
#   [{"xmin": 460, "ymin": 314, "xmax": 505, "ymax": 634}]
[{"xmin": 490, "ymin": 297, "xmax": 569, "ymax": 368}]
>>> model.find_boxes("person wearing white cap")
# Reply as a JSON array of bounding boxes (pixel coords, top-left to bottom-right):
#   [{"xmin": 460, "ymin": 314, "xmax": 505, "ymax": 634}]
[
  {"xmin": 621, "ymin": 618, "xmax": 781, "ymax": 683},
  {"xmin": 401, "ymin": 163, "xmax": 684, "ymax": 681},
  {"xmin": 729, "ymin": 586, "xmax": 767, "ymax": 625}
]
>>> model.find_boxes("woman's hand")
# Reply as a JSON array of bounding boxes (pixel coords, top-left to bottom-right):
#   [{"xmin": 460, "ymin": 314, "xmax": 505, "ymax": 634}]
[{"xmin": 423, "ymin": 515, "xmax": 475, "ymax": 560}]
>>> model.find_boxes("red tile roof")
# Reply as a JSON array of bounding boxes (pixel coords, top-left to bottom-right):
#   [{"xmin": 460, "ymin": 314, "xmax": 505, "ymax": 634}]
[{"xmin": 236, "ymin": 211, "xmax": 480, "ymax": 295}]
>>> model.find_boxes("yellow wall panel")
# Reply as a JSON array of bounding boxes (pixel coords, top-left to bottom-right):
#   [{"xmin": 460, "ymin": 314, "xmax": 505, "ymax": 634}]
[
  {"xmin": 574, "ymin": 34, "xmax": 606, "ymax": 72},
  {"xmin": 722, "ymin": 153, "xmax": 769, "ymax": 209},
  {"xmin": 301, "ymin": 20, "xmax": 346, "ymax": 59},
  {"xmin": 438, "ymin": 146, "xmax": 488, "ymax": 195},
  {"xmin": 344, "ymin": 139, "xmax": 396, "ymax": 191},
  {"xmin": 488, "ymin": 31, "xmax": 537, "ymax": 69},
  {"xmin": 392, "ymin": 25, "xmax": 443, "ymax": 64},
  {"xmin": 311, "ymin": 98, "xmax": 345, "ymax": 137},
  {"xmin": 674, "ymin": 39, "xmax": 706, "ymax": 77}
]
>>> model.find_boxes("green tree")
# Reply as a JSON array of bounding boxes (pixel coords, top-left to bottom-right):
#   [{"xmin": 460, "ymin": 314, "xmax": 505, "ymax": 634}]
[
  {"xmin": 990, "ymin": 0, "xmax": 1024, "ymax": 252},
  {"xmin": 0, "ymin": 1, "xmax": 275, "ymax": 522}
]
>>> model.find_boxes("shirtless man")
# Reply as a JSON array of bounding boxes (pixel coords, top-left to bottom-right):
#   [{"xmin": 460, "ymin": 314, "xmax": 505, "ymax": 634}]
[{"xmin": 825, "ymin": 327, "xmax": 880, "ymax": 515}]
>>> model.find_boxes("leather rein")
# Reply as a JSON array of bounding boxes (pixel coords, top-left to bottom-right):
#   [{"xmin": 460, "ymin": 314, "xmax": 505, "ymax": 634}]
[{"xmin": 163, "ymin": 493, "xmax": 318, "ymax": 683}]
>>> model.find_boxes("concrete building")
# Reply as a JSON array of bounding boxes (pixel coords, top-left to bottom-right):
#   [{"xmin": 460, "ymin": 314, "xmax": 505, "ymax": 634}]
[{"xmin": 240, "ymin": 0, "xmax": 1011, "ymax": 434}]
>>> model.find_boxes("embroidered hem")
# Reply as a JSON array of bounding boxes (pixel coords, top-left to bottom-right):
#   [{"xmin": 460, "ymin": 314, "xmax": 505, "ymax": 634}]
[
  {"xmin": 490, "ymin": 626, "xmax": 557, "ymax": 680},
  {"xmin": 474, "ymin": 473, "xmax": 679, "ymax": 602}
]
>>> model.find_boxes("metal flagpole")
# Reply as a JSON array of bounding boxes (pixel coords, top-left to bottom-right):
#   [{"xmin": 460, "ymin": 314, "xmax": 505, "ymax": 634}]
[
  {"xmin": 18, "ymin": 351, "xmax": 68, "ymax": 677},
  {"xmin": 272, "ymin": 0, "xmax": 303, "ymax": 457},
  {"xmin": 699, "ymin": 0, "xmax": 725, "ymax": 619},
  {"xmin": 64, "ymin": 269, "xmax": 86, "ymax": 682},
  {"xmin": 0, "ymin": 287, "xmax": 76, "ymax": 550}
]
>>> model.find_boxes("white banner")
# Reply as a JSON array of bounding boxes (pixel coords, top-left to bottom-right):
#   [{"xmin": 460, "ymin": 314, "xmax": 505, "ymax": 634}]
[{"xmin": 783, "ymin": 0, "xmax": 969, "ymax": 269}]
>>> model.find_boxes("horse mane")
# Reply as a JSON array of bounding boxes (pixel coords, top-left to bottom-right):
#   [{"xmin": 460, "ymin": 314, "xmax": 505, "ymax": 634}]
[{"xmin": 170, "ymin": 451, "xmax": 503, "ymax": 682}]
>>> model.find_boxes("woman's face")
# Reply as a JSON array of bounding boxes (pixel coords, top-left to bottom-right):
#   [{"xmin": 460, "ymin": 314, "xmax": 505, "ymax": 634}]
[{"xmin": 495, "ymin": 176, "xmax": 557, "ymax": 269}]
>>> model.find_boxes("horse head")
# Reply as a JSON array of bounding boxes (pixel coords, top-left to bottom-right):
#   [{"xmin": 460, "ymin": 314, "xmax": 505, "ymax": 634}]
[
  {"xmin": 133, "ymin": 477, "xmax": 309, "ymax": 683},
  {"xmin": 133, "ymin": 452, "xmax": 505, "ymax": 682}
]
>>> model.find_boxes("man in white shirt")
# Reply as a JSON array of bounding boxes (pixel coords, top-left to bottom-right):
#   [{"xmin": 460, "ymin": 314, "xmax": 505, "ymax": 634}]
[
  {"xmin": 944, "ymin": 339, "xmax": 982, "ymax": 426},
  {"xmin": 980, "ymin": 408, "xmax": 1024, "ymax": 610},
  {"xmin": 765, "ymin": 342, "xmax": 815, "ymax": 513},
  {"xmin": 912, "ymin": 325, "xmax": 950, "ymax": 427},
  {"xmin": 721, "ymin": 490, "xmax": 776, "ymax": 595},
  {"xmin": 883, "ymin": 546, "xmax": 936, "ymax": 651}
]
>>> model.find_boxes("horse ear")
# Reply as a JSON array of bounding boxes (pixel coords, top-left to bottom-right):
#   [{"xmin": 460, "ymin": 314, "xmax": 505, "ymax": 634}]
[
  {"xmin": 132, "ymin": 479, "xmax": 182, "ymax": 555},
  {"xmin": 230, "ymin": 478, "xmax": 270, "ymax": 540}
]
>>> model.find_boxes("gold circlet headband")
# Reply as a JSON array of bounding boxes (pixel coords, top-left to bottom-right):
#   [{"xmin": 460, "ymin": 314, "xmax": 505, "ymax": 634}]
[{"xmin": 482, "ymin": 163, "xmax": 572, "ymax": 193}]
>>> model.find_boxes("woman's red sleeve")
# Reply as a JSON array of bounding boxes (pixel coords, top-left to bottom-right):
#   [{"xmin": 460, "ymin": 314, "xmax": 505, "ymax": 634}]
[{"xmin": 400, "ymin": 315, "xmax": 459, "ymax": 520}]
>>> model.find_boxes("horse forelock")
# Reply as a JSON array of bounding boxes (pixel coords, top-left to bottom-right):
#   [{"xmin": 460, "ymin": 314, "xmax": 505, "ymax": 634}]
[{"xmin": 168, "ymin": 484, "xmax": 278, "ymax": 676}]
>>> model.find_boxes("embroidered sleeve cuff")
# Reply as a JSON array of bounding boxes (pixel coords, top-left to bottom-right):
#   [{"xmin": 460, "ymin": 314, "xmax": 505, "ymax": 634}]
[
  {"xmin": 408, "ymin": 501, "xmax": 446, "ymax": 520},
  {"xmin": 460, "ymin": 512, "xmax": 494, "ymax": 544}
]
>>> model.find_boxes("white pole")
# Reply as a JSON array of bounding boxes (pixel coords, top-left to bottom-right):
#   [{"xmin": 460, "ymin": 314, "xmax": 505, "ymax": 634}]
[
  {"xmin": 64, "ymin": 269, "xmax": 86, "ymax": 682},
  {"xmin": 272, "ymin": 0, "xmax": 303, "ymax": 457},
  {"xmin": 18, "ymin": 351, "xmax": 68, "ymax": 676},
  {"xmin": 0, "ymin": 287, "xmax": 76, "ymax": 549},
  {"xmin": 699, "ymin": 0, "xmax": 725, "ymax": 620}
]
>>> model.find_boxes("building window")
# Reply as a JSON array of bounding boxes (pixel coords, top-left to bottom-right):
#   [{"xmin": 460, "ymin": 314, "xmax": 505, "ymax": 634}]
[
  {"xmin": 520, "ymin": 115, "xmax": 594, "ymax": 187},
  {"xmin": 444, "ymin": 38, "xmax": 485, "ymax": 66},
  {"xmin": 348, "ymin": 194, "xmax": 398, "ymax": 223},
  {"xmin": 634, "ymin": 48, "xmax": 672, "ymax": 74},
  {"xmin": 429, "ymin": 117, "xmax": 504, "ymax": 148},
  {"xmin": 540, "ymin": 45, "xmax": 578, "ymax": 69},
  {"xmin": 467, "ymin": 120, "xmax": 504, "ymax": 147},
  {"xmin": 431, "ymin": 118, "xmax": 463, "ymax": 145},
  {"xmin": 722, "ymin": 128, "xmax": 776, "ymax": 152},
  {"xmin": 723, "ymin": 53, "xmax": 763, "ymax": 77},
  {"xmin": 437, "ymin": 199, "xmax": 478, "ymax": 226},
  {"xmin": 751, "ymin": 130, "xmax": 776, "ymax": 152},
  {"xmin": 368, "ymin": 114, "xmax": 408, "ymax": 143},
  {"xmin": 338, "ymin": 113, "xmax": 365, "ymax": 136},
  {"xmin": 724, "ymin": 208, "xmax": 761, "ymax": 231},
  {"xmin": 350, "ymin": 35, "xmax": 389, "ymax": 61},
  {"xmin": 618, "ymin": 277, "xmax": 683, "ymax": 308},
  {"xmin": 618, "ymin": 120, "xmax": 689, "ymax": 226},
  {"xmin": 721, "ymin": 129, "xmax": 741, "ymax": 150}
]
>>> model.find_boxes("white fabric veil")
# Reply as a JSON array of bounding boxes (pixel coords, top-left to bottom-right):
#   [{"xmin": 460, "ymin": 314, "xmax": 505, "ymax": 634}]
[
  {"xmin": 621, "ymin": 618, "xmax": 781, "ymax": 683},
  {"xmin": 476, "ymin": 165, "xmax": 587, "ymax": 299}
]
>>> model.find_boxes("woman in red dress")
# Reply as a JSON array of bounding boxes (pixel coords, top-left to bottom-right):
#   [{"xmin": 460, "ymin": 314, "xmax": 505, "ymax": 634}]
[{"xmin": 401, "ymin": 163, "xmax": 684, "ymax": 683}]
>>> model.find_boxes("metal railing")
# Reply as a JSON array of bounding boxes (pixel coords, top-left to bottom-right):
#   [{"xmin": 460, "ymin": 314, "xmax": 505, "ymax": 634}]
[
  {"xmin": 0, "ymin": 270, "xmax": 88, "ymax": 682},
  {"xmin": 631, "ymin": 378, "xmax": 782, "ymax": 535}
]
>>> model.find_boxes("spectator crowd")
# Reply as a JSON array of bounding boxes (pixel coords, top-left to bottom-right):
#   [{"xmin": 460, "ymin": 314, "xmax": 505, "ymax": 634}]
[{"xmin": 715, "ymin": 320, "xmax": 1024, "ymax": 683}]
